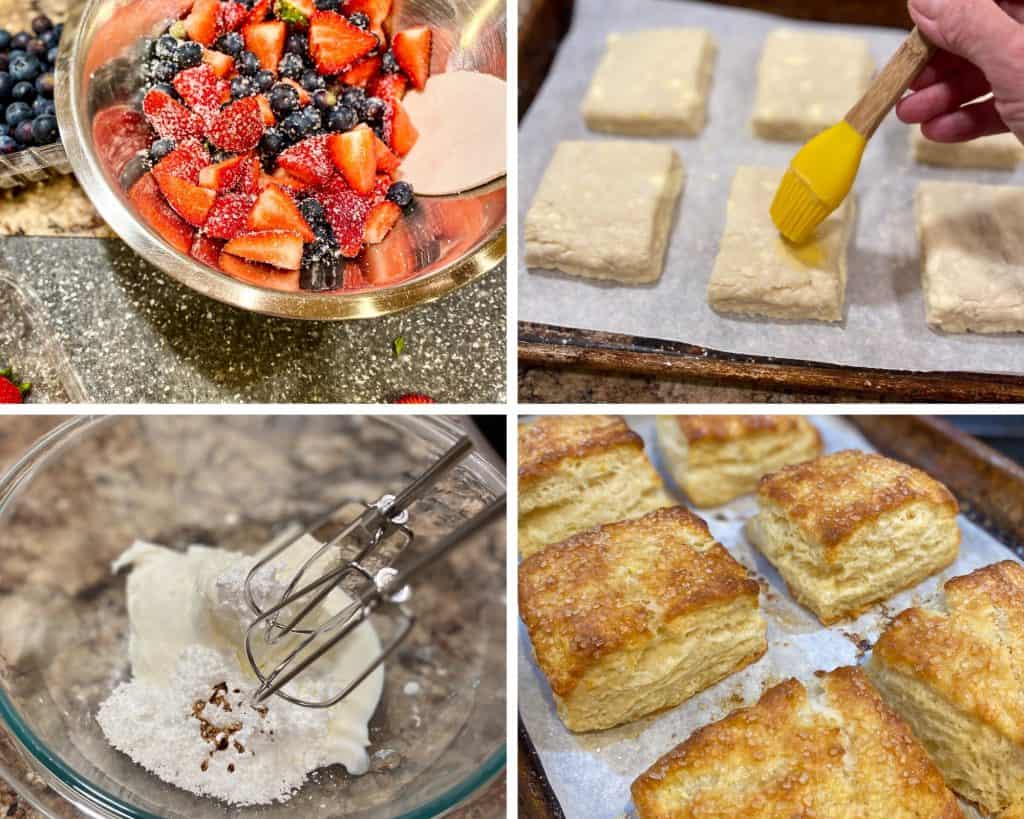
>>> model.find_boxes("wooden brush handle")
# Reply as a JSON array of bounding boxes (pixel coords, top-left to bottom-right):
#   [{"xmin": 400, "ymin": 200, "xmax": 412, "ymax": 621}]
[{"xmin": 846, "ymin": 27, "xmax": 935, "ymax": 139}]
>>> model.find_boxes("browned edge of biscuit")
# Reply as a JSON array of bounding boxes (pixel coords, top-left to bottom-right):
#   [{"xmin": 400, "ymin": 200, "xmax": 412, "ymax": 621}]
[{"xmin": 518, "ymin": 415, "xmax": 644, "ymax": 488}]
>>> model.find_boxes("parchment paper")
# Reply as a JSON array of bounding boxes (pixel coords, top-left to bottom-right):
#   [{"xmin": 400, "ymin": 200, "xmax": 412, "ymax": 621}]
[
  {"xmin": 517, "ymin": 0, "xmax": 1024, "ymax": 375},
  {"xmin": 517, "ymin": 415, "xmax": 1013, "ymax": 818}
]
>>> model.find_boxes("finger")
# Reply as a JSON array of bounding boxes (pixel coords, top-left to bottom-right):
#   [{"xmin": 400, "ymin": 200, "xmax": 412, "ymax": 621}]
[
  {"xmin": 908, "ymin": 50, "xmax": 974, "ymax": 91},
  {"xmin": 997, "ymin": 0, "xmax": 1024, "ymax": 23},
  {"xmin": 920, "ymin": 97, "xmax": 1010, "ymax": 142},
  {"xmin": 908, "ymin": 0, "xmax": 1021, "ymax": 82},
  {"xmin": 896, "ymin": 64, "xmax": 992, "ymax": 123}
]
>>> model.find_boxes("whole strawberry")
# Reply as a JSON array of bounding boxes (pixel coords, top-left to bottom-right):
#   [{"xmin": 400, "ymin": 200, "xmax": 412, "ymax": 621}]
[
  {"xmin": 0, "ymin": 368, "xmax": 30, "ymax": 404},
  {"xmin": 393, "ymin": 392, "xmax": 434, "ymax": 404}
]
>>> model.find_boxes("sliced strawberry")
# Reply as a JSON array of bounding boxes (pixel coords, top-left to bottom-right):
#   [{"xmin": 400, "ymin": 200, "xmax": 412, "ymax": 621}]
[
  {"xmin": 204, "ymin": 192, "xmax": 255, "ymax": 238},
  {"xmin": 153, "ymin": 140, "xmax": 211, "ymax": 185},
  {"xmin": 248, "ymin": 0, "xmax": 271, "ymax": 23},
  {"xmin": 386, "ymin": 99, "xmax": 418, "ymax": 156},
  {"xmin": 184, "ymin": 0, "xmax": 220, "ymax": 45},
  {"xmin": 341, "ymin": 261, "xmax": 365, "ymax": 289},
  {"xmin": 219, "ymin": 251, "xmax": 300, "ymax": 289},
  {"xmin": 371, "ymin": 172, "xmax": 392, "ymax": 203},
  {"xmin": 190, "ymin": 232, "xmax": 223, "ymax": 267},
  {"xmin": 373, "ymin": 134, "xmax": 401, "ymax": 174},
  {"xmin": 308, "ymin": 11, "xmax": 378, "ymax": 75},
  {"xmin": 328, "ymin": 127, "xmax": 375, "ymax": 194},
  {"xmin": 218, "ymin": 1, "xmax": 249, "ymax": 32},
  {"xmin": 267, "ymin": 165, "xmax": 310, "ymax": 191},
  {"xmin": 253, "ymin": 94, "xmax": 276, "ymax": 125},
  {"xmin": 391, "ymin": 26, "xmax": 431, "ymax": 90},
  {"xmin": 244, "ymin": 20, "xmax": 286, "ymax": 72},
  {"xmin": 248, "ymin": 184, "xmax": 315, "ymax": 240},
  {"xmin": 279, "ymin": 77, "xmax": 311, "ymax": 105},
  {"xmin": 343, "ymin": 0, "xmax": 391, "ymax": 32},
  {"xmin": 198, "ymin": 153, "xmax": 248, "ymax": 190},
  {"xmin": 236, "ymin": 154, "xmax": 263, "ymax": 194},
  {"xmin": 371, "ymin": 72, "xmax": 407, "ymax": 102},
  {"xmin": 364, "ymin": 200, "xmax": 400, "ymax": 244},
  {"xmin": 157, "ymin": 174, "xmax": 217, "ymax": 226},
  {"xmin": 277, "ymin": 135, "xmax": 335, "ymax": 185},
  {"xmin": 316, "ymin": 187, "xmax": 372, "ymax": 256},
  {"xmin": 202, "ymin": 48, "xmax": 235, "ymax": 78},
  {"xmin": 206, "ymin": 97, "xmax": 264, "ymax": 152},
  {"xmin": 225, "ymin": 230, "xmax": 304, "ymax": 268},
  {"xmin": 173, "ymin": 64, "xmax": 230, "ymax": 123},
  {"xmin": 342, "ymin": 53, "xmax": 381, "ymax": 87},
  {"xmin": 142, "ymin": 88, "xmax": 204, "ymax": 142},
  {"xmin": 128, "ymin": 172, "xmax": 195, "ymax": 253}
]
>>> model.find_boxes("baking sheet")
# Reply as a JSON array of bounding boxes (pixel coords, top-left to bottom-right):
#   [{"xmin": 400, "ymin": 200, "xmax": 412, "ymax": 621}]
[
  {"xmin": 517, "ymin": 415, "xmax": 1014, "ymax": 818},
  {"xmin": 517, "ymin": 0, "xmax": 1024, "ymax": 375}
]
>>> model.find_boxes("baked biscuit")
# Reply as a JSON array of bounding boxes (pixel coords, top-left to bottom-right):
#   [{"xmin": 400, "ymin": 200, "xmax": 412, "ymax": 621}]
[
  {"xmin": 655, "ymin": 415, "xmax": 821, "ymax": 507},
  {"xmin": 518, "ymin": 507, "xmax": 767, "ymax": 732},
  {"xmin": 868, "ymin": 561, "xmax": 1024, "ymax": 819},
  {"xmin": 518, "ymin": 415, "xmax": 672, "ymax": 558},
  {"xmin": 752, "ymin": 29, "xmax": 875, "ymax": 141},
  {"xmin": 524, "ymin": 141, "xmax": 684, "ymax": 284},
  {"xmin": 631, "ymin": 666, "xmax": 963, "ymax": 819},
  {"xmin": 746, "ymin": 450, "xmax": 960, "ymax": 624},
  {"xmin": 582, "ymin": 29, "xmax": 716, "ymax": 137}
]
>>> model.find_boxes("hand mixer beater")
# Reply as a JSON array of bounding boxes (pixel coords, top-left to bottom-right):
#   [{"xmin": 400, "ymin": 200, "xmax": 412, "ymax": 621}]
[{"xmin": 241, "ymin": 434, "xmax": 505, "ymax": 707}]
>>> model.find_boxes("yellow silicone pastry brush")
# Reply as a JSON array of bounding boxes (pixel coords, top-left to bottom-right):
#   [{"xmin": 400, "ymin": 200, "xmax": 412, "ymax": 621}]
[{"xmin": 771, "ymin": 27, "xmax": 935, "ymax": 244}]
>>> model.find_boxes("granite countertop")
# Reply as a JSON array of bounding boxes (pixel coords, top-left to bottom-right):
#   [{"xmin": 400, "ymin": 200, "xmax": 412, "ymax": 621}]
[
  {"xmin": 0, "ymin": 416, "xmax": 506, "ymax": 818},
  {"xmin": 0, "ymin": 1, "xmax": 506, "ymax": 404}
]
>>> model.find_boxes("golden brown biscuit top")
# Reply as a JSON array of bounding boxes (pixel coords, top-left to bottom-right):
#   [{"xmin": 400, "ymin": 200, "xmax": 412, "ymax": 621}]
[
  {"xmin": 632, "ymin": 666, "xmax": 963, "ymax": 819},
  {"xmin": 757, "ymin": 449, "xmax": 958, "ymax": 551},
  {"xmin": 671, "ymin": 414, "xmax": 815, "ymax": 444},
  {"xmin": 518, "ymin": 415, "xmax": 643, "ymax": 486},
  {"xmin": 518, "ymin": 506, "xmax": 758, "ymax": 698},
  {"xmin": 873, "ymin": 560, "xmax": 1024, "ymax": 745}
]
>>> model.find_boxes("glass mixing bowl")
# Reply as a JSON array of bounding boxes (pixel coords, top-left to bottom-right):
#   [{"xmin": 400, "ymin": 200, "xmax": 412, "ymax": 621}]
[
  {"xmin": 55, "ymin": 0, "xmax": 506, "ymax": 320},
  {"xmin": 0, "ymin": 415, "xmax": 505, "ymax": 818}
]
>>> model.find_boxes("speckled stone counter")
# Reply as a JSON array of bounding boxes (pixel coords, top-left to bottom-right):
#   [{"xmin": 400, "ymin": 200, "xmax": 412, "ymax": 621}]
[{"xmin": 0, "ymin": 416, "xmax": 506, "ymax": 818}]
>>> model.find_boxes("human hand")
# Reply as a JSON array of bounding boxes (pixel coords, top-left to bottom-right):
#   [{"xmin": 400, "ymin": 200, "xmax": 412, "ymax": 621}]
[{"xmin": 896, "ymin": 0, "xmax": 1024, "ymax": 145}]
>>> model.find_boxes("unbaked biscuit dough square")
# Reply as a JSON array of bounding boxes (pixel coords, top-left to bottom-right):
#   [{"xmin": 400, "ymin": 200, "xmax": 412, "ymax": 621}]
[
  {"xmin": 524, "ymin": 141, "xmax": 684, "ymax": 283},
  {"xmin": 752, "ymin": 29, "xmax": 874, "ymax": 141},
  {"xmin": 582, "ymin": 29, "xmax": 716, "ymax": 137},
  {"xmin": 911, "ymin": 127, "xmax": 1024, "ymax": 170},
  {"xmin": 707, "ymin": 166, "xmax": 854, "ymax": 322},
  {"xmin": 918, "ymin": 180, "xmax": 1024, "ymax": 333}
]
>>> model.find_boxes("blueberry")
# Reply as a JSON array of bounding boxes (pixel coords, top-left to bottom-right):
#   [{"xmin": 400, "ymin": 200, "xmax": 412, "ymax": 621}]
[
  {"xmin": 0, "ymin": 31, "xmax": 10, "ymax": 51},
  {"xmin": 9, "ymin": 54, "xmax": 40, "ymax": 82},
  {"xmin": 32, "ymin": 97, "xmax": 53, "ymax": 116},
  {"xmin": 314, "ymin": 0, "xmax": 340, "ymax": 10},
  {"xmin": 312, "ymin": 88, "xmax": 336, "ymax": 110},
  {"xmin": 259, "ymin": 126, "xmax": 286, "ymax": 155},
  {"xmin": 8, "ymin": 50, "xmax": 24, "ymax": 62},
  {"xmin": 26, "ymin": 39, "xmax": 46, "ymax": 59},
  {"xmin": 53, "ymin": 22, "xmax": 64, "ymax": 39},
  {"xmin": 255, "ymin": 69, "xmax": 275, "ymax": 92},
  {"xmin": 326, "ymin": 104, "xmax": 357, "ymax": 132},
  {"xmin": 230, "ymin": 75, "xmax": 254, "ymax": 98},
  {"xmin": 216, "ymin": 31, "xmax": 244, "ymax": 56},
  {"xmin": 13, "ymin": 118, "xmax": 34, "ymax": 145},
  {"xmin": 0, "ymin": 73, "xmax": 12, "ymax": 101},
  {"xmin": 372, "ymin": 122, "xmax": 385, "ymax": 141},
  {"xmin": 31, "ymin": 15, "xmax": 53, "ymax": 35},
  {"xmin": 300, "ymin": 242, "xmax": 340, "ymax": 291},
  {"xmin": 11, "ymin": 81, "xmax": 34, "ymax": 102},
  {"xmin": 39, "ymin": 28, "xmax": 59, "ymax": 50},
  {"xmin": 280, "ymin": 110, "xmax": 309, "ymax": 141},
  {"xmin": 0, "ymin": 55, "xmax": 9, "ymax": 73},
  {"xmin": 34, "ymin": 72, "xmax": 54, "ymax": 98},
  {"xmin": 299, "ymin": 69, "xmax": 324, "ymax": 93},
  {"xmin": 278, "ymin": 52, "xmax": 304, "ymax": 80},
  {"xmin": 0, "ymin": 134, "xmax": 16, "ymax": 154},
  {"xmin": 177, "ymin": 41, "xmax": 203, "ymax": 68},
  {"xmin": 301, "ymin": 104, "xmax": 321, "ymax": 130},
  {"xmin": 348, "ymin": 11, "xmax": 370, "ymax": 29},
  {"xmin": 236, "ymin": 50, "xmax": 260, "ymax": 76},
  {"xmin": 154, "ymin": 35, "xmax": 178, "ymax": 61},
  {"xmin": 119, "ymin": 152, "xmax": 149, "ymax": 190},
  {"xmin": 298, "ymin": 197, "xmax": 330, "ymax": 233},
  {"xmin": 285, "ymin": 31, "xmax": 307, "ymax": 56},
  {"xmin": 150, "ymin": 60, "xmax": 176, "ymax": 83},
  {"xmin": 268, "ymin": 82, "xmax": 299, "ymax": 117},
  {"xmin": 363, "ymin": 95, "xmax": 385, "ymax": 121},
  {"xmin": 340, "ymin": 85, "xmax": 365, "ymax": 111},
  {"xmin": 386, "ymin": 181, "xmax": 414, "ymax": 208},
  {"xmin": 5, "ymin": 101, "xmax": 31, "ymax": 126},
  {"xmin": 11, "ymin": 32, "xmax": 31, "ymax": 51},
  {"xmin": 150, "ymin": 137, "xmax": 176, "ymax": 161},
  {"xmin": 31, "ymin": 114, "xmax": 57, "ymax": 144},
  {"xmin": 46, "ymin": 47, "xmax": 58, "ymax": 65},
  {"xmin": 381, "ymin": 51, "xmax": 399, "ymax": 74}
]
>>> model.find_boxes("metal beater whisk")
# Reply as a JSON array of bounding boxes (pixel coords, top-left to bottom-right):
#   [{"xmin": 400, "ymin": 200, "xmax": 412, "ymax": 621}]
[{"xmin": 242, "ymin": 434, "xmax": 505, "ymax": 707}]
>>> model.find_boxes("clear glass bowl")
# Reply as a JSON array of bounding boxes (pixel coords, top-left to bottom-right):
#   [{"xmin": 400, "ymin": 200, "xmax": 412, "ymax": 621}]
[
  {"xmin": 0, "ymin": 143, "xmax": 72, "ymax": 189},
  {"xmin": 0, "ymin": 415, "xmax": 506, "ymax": 818},
  {"xmin": 54, "ymin": 0, "xmax": 506, "ymax": 319}
]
